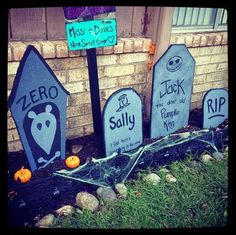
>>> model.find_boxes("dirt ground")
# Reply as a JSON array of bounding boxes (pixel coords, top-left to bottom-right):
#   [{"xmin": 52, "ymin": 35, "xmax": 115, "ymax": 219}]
[{"xmin": 7, "ymin": 108, "xmax": 226, "ymax": 227}]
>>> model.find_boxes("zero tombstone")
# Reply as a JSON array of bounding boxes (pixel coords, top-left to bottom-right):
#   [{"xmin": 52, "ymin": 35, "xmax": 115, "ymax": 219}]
[
  {"xmin": 103, "ymin": 88, "xmax": 143, "ymax": 157},
  {"xmin": 150, "ymin": 44, "xmax": 195, "ymax": 138},
  {"xmin": 8, "ymin": 46, "xmax": 70, "ymax": 172},
  {"xmin": 203, "ymin": 88, "xmax": 228, "ymax": 129}
]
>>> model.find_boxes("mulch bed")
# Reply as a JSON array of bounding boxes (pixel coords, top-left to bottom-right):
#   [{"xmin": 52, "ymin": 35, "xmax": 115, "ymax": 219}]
[{"xmin": 7, "ymin": 108, "xmax": 227, "ymax": 227}]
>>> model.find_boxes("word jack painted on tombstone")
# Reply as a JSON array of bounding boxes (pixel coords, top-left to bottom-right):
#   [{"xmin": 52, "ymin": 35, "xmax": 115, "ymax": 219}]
[
  {"xmin": 103, "ymin": 88, "xmax": 143, "ymax": 157},
  {"xmin": 150, "ymin": 44, "xmax": 195, "ymax": 138},
  {"xmin": 203, "ymin": 88, "xmax": 228, "ymax": 129},
  {"xmin": 8, "ymin": 46, "xmax": 69, "ymax": 172},
  {"xmin": 66, "ymin": 19, "xmax": 117, "ymax": 50}
]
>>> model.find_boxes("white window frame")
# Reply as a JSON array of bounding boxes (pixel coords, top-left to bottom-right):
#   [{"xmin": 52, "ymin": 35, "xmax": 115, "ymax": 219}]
[{"xmin": 172, "ymin": 8, "xmax": 227, "ymax": 33}]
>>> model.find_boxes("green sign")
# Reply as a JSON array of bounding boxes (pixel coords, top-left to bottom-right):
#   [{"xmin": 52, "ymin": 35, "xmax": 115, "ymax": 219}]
[{"xmin": 65, "ymin": 19, "xmax": 117, "ymax": 50}]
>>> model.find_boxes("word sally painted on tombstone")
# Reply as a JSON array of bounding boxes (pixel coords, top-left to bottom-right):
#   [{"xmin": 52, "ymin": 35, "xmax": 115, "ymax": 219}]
[
  {"xmin": 103, "ymin": 88, "xmax": 143, "ymax": 157},
  {"xmin": 66, "ymin": 19, "xmax": 117, "ymax": 50},
  {"xmin": 203, "ymin": 88, "xmax": 228, "ymax": 129},
  {"xmin": 150, "ymin": 44, "xmax": 195, "ymax": 138},
  {"xmin": 8, "ymin": 46, "xmax": 69, "ymax": 172}
]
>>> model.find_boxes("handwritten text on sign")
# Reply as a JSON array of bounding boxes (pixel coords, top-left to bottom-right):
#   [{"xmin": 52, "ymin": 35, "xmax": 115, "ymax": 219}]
[
  {"xmin": 103, "ymin": 88, "xmax": 143, "ymax": 157},
  {"xmin": 66, "ymin": 19, "xmax": 117, "ymax": 50},
  {"xmin": 150, "ymin": 45, "xmax": 195, "ymax": 138}
]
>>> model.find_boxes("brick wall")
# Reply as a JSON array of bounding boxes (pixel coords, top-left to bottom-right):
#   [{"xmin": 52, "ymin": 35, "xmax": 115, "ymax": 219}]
[
  {"xmin": 7, "ymin": 31, "xmax": 228, "ymax": 152},
  {"xmin": 7, "ymin": 37, "xmax": 152, "ymax": 151},
  {"xmin": 170, "ymin": 31, "xmax": 228, "ymax": 109}
]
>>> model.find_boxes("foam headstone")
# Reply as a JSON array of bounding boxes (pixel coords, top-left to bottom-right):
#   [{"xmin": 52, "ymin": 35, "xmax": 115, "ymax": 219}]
[
  {"xmin": 103, "ymin": 88, "xmax": 143, "ymax": 156},
  {"xmin": 150, "ymin": 44, "xmax": 195, "ymax": 138},
  {"xmin": 8, "ymin": 46, "xmax": 70, "ymax": 172},
  {"xmin": 203, "ymin": 88, "xmax": 228, "ymax": 129}
]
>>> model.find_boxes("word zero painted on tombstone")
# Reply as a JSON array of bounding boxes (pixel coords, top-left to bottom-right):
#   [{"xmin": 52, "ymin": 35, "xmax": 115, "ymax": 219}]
[
  {"xmin": 66, "ymin": 19, "xmax": 117, "ymax": 50},
  {"xmin": 8, "ymin": 46, "xmax": 70, "ymax": 172},
  {"xmin": 203, "ymin": 88, "xmax": 228, "ymax": 129},
  {"xmin": 103, "ymin": 88, "xmax": 143, "ymax": 157},
  {"xmin": 150, "ymin": 44, "xmax": 195, "ymax": 138}
]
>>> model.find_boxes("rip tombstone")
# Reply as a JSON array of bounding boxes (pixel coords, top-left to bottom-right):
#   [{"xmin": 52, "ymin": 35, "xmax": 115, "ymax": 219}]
[
  {"xmin": 8, "ymin": 46, "xmax": 70, "ymax": 172},
  {"xmin": 202, "ymin": 88, "xmax": 228, "ymax": 129},
  {"xmin": 103, "ymin": 88, "xmax": 143, "ymax": 157},
  {"xmin": 150, "ymin": 44, "xmax": 195, "ymax": 138}
]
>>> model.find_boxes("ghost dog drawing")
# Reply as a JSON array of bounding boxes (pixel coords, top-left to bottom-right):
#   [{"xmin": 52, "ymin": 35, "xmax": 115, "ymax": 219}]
[{"xmin": 28, "ymin": 104, "xmax": 56, "ymax": 155}]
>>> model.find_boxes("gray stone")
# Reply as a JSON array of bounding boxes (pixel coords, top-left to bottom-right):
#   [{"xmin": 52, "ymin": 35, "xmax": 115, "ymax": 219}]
[
  {"xmin": 96, "ymin": 186, "xmax": 104, "ymax": 198},
  {"xmin": 99, "ymin": 187, "xmax": 117, "ymax": 204},
  {"xmin": 190, "ymin": 160, "xmax": 203, "ymax": 171},
  {"xmin": 201, "ymin": 154, "xmax": 214, "ymax": 163},
  {"xmin": 35, "ymin": 214, "xmax": 55, "ymax": 227},
  {"xmin": 165, "ymin": 174, "xmax": 177, "ymax": 182},
  {"xmin": 158, "ymin": 168, "xmax": 170, "ymax": 173},
  {"xmin": 75, "ymin": 192, "xmax": 99, "ymax": 212},
  {"xmin": 143, "ymin": 173, "xmax": 161, "ymax": 185},
  {"xmin": 212, "ymin": 151, "xmax": 224, "ymax": 160},
  {"xmin": 76, "ymin": 208, "xmax": 83, "ymax": 214},
  {"xmin": 114, "ymin": 183, "xmax": 128, "ymax": 198},
  {"xmin": 55, "ymin": 205, "xmax": 75, "ymax": 217}
]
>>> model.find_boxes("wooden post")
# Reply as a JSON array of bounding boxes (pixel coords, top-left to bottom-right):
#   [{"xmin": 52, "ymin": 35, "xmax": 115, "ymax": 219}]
[
  {"xmin": 144, "ymin": 7, "xmax": 174, "ymax": 123},
  {"xmin": 84, "ymin": 16, "xmax": 104, "ymax": 154}
]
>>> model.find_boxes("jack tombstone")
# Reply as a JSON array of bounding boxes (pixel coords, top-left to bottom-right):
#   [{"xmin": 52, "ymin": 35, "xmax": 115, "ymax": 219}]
[
  {"xmin": 203, "ymin": 88, "xmax": 228, "ymax": 129},
  {"xmin": 103, "ymin": 88, "xmax": 143, "ymax": 156},
  {"xmin": 150, "ymin": 44, "xmax": 195, "ymax": 138},
  {"xmin": 8, "ymin": 46, "xmax": 69, "ymax": 172}
]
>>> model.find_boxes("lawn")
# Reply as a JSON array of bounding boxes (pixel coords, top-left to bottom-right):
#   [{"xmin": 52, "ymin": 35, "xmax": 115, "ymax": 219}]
[{"xmin": 53, "ymin": 150, "xmax": 228, "ymax": 229}]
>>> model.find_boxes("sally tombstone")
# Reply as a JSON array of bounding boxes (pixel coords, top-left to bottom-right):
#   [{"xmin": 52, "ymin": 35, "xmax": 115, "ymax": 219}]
[
  {"xmin": 150, "ymin": 44, "xmax": 195, "ymax": 138},
  {"xmin": 8, "ymin": 46, "xmax": 70, "ymax": 172},
  {"xmin": 103, "ymin": 88, "xmax": 143, "ymax": 157},
  {"xmin": 203, "ymin": 88, "xmax": 228, "ymax": 129}
]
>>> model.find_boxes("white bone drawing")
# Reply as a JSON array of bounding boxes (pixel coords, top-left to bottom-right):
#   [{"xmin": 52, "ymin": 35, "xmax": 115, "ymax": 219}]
[
  {"xmin": 38, "ymin": 151, "xmax": 61, "ymax": 169},
  {"xmin": 28, "ymin": 104, "xmax": 57, "ymax": 155}
]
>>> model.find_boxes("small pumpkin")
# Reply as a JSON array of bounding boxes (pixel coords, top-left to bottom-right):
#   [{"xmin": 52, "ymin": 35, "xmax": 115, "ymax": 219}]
[
  {"xmin": 65, "ymin": 156, "xmax": 80, "ymax": 169},
  {"xmin": 14, "ymin": 167, "xmax": 32, "ymax": 183}
]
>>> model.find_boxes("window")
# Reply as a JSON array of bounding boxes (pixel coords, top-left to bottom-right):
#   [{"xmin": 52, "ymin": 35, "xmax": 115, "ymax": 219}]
[{"xmin": 172, "ymin": 7, "xmax": 227, "ymax": 32}]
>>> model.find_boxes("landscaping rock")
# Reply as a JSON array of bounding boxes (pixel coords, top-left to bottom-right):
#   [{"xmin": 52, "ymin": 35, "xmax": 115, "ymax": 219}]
[
  {"xmin": 190, "ymin": 160, "xmax": 203, "ymax": 171},
  {"xmin": 114, "ymin": 183, "xmax": 128, "ymax": 198},
  {"xmin": 97, "ymin": 187, "xmax": 117, "ymax": 204},
  {"xmin": 55, "ymin": 205, "xmax": 75, "ymax": 217},
  {"xmin": 201, "ymin": 154, "xmax": 214, "ymax": 163},
  {"xmin": 35, "ymin": 214, "xmax": 55, "ymax": 227},
  {"xmin": 165, "ymin": 174, "xmax": 177, "ymax": 182},
  {"xmin": 71, "ymin": 144, "xmax": 83, "ymax": 154},
  {"xmin": 76, "ymin": 208, "xmax": 83, "ymax": 214},
  {"xmin": 75, "ymin": 192, "xmax": 99, "ymax": 212},
  {"xmin": 212, "ymin": 151, "xmax": 224, "ymax": 160},
  {"xmin": 96, "ymin": 186, "xmax": 104, "ymax": 198},
  {"xmin": 143, "ymin": 173, "xmax": 161, "ymax": 185},
  {"xmin": 158, "ymin": 168, "xmax": 170, "ymax": 173}
]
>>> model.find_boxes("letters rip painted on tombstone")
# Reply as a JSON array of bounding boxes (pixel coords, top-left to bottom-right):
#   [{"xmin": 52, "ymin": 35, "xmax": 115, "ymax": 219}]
[
  {"xmin": 66, "ymin": 19, "xmax": 117, "ymax": 50},
  {"xmin": 103, "ymin": 88, "xmax": 143, "ymax": 157},
  {"xmin": 8, "ymin": 46, "xmax": 70, "ymax": 172},
  {"xmin": 203, "ymin": 88, "xmax": 228, "ymax": 129},
  {"xmin": 150, "ymin": 44, "xmax": 195, "ymax": 138}
]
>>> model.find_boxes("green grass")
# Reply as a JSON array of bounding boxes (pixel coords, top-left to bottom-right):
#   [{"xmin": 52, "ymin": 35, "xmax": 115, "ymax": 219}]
[{"xmin": 54, "ymin": 151, "xmax": 228, "ymax": 229}]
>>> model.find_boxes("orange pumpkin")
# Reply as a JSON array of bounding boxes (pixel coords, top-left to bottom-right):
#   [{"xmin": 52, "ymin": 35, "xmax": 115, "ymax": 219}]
[
  {"xmin": 65, "ymin": 156, "xmax": 80, "ymax": 169},
  {"xmin": 14, "ymin": 167, "xmax": 32, "ymax": 183}
]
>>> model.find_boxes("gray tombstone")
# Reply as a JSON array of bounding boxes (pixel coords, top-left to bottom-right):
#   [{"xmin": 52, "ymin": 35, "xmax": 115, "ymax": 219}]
[
  {"xmin": 103, "ymin": 88, "xmax": 143, "ymax": 156},
  {"xmin": 150, "ymin": 44, "xmax": 195, "ymax": 138},
  {"xmin": 203, "ymin": 88, "xmax": 228, "ymax": 129},
  {"xmin": 8, "ymin": 46, "xmax": 70, "ymax": 172}
]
